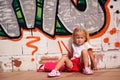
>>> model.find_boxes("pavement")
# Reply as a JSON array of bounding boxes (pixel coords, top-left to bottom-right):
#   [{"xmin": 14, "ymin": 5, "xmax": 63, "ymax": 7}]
[{"xmin": 0, "ymin": 69, "xmax": 120, "ymax": 80}]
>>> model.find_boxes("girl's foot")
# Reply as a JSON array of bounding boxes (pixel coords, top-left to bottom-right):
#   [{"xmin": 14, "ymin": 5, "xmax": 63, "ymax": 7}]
[
  {"xmin": 83, "ymin": 67, "xmax": 93, "ymax": 75},
  {"xmin": 93, "ymin": 67, "xmax": 98, "ymax": 70},
  {"xmin": 48, "ymin": 70, "xmax": 61, "ymax": 77}
]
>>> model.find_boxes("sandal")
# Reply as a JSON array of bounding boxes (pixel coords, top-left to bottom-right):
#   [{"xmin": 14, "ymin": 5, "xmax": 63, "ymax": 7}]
[
  {"xmin": 48, "ymin": 70, "xmax": 61, "ymax": 77},
  {"xmin": 37, "ymin": 65, "xmax": 44, "ymax": 72},
  {"xmin": 83, "ymin": 67, "xmax": 93, "ymax": 75}
]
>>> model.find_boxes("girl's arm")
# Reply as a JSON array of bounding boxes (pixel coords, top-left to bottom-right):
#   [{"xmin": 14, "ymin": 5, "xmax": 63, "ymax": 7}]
[
  {"xmin": 67, "ymin": 47, "xmax": 73, "ymax": 59},
  {"xmin": 88, "ymin": 48, "xmax": 98, "ymax": 70}
]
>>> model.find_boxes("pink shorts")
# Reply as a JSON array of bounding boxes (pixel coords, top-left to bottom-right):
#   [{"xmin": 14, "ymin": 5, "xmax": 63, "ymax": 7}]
[{"xmin": 66, "ymin": 58, "xmax": 84, "ymax": 72}]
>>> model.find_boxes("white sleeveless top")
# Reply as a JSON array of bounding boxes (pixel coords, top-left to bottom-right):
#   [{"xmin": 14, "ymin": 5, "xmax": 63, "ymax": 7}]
[{"xmin": 72, "ymin": 42, "xmax": 93, "ymax": 58}]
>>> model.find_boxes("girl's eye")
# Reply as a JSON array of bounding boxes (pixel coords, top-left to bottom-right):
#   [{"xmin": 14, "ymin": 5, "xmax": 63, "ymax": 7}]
[{"xmin": 76, "ymin": 37, "xmax": 83, "ymax": 39}]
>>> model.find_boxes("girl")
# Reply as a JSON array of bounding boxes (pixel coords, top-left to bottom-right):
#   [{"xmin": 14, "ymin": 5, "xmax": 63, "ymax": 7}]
[{"xmin": 48, "ymin": 28, "xmax": 97, "ymax": 77}]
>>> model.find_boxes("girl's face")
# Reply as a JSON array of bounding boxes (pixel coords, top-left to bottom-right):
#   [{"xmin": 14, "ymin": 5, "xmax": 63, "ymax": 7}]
[{"xmin": 73, "ymin": 34, "xmax": 86, "ymax": 46}]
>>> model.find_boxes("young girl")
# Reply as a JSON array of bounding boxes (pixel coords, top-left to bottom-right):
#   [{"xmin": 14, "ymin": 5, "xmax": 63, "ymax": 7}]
[{"xmin": 48, "ymin": 28, "xmax": 97, "ymax": 77}]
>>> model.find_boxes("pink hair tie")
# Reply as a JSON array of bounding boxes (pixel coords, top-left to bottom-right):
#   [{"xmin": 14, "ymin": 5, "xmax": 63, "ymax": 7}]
[{"xmin": 73, "ymin": 27, "xmax": 79, "ymax": 32}]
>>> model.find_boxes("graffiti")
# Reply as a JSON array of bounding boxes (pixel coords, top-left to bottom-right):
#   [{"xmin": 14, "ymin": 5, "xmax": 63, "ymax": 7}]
[
  {"xmin": 57, "ymin": 41, "xmax": 62, "ymax": 53},
  {"xmin": 61, "ymin": 40, "xmax": 71, "ymax": 53},
  {"xmin": 26, "ymin": 36, "xmax": 40, "ymax": 62},
  {"xmin": 116, "ymin": 17, "xmax": 120, "ymax": 29},
  {"xmin": 12, "ymin": 59, "xmax": 22, "ymax": 67},
  {"xmin": 95, "ymin": 54, "xmax": 104, "ymax": 63},
  {"xmin": 0, "ymin": 0, "xmax": 20, "ymax": 38},
  {"xmin": 102, "ymin": 27, "xmax": 120, "ymax": 51},
  {"xmin": 0, "ymin": 0, "xmax": 109, "ymax": 39},
  {"xmin": 57, "ymin": 40, "xmax": 70, "ymax": 54},
  {"xmin": 71, "ymin": 0, "xmax": 87, "ymax": 11}
]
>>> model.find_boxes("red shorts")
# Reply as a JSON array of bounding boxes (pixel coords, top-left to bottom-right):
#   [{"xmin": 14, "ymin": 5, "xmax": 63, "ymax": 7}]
[{"xmin": 66, "ymin": 58, "xmax": 84, "ymax": 72}]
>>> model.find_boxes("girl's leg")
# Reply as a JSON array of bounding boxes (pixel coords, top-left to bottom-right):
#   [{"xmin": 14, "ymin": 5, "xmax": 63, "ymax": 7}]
[
  {"xmin": 48, "ymin": 55, "xmax": 73, "ymax": 77},
  {"xmin": 81, "ymin": 50, "xmax": 89, "ymax": 67},
  {"xmin": 54, "ymin": 55, "xmax": 73, "ymax": 70},
  {"xmin": 88, "ymin": 50, "xmax": 98, "ymax": 70},
  {"xmin": 81, "ymin": 50, "xmax": 93, "ymax": 75}
]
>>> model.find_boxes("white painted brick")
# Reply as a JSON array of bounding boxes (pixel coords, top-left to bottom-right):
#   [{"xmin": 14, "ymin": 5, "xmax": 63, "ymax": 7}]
[
  {"xmin": 0, "ymin": 56, "xmax": 12, "ymax": 72},
  {"xmin": 47, "ymin": 40, "xmax": 61, "ymax": 53},
  {"xmin": 101, "ymin": 31, "xmax": 119, "ymax": 51},
  {"xmin": 103, "ymin": 51, "xmax": 120, "ymax": 68},
  {"xmin": 94, "ymin": 50, "xmax": 120, "ymax": 69},
  {"xmin": 0, "ymin": 40, "xmax": 22, "ymax": 55},
  {"xmin": 12, "ymin": 55, "xmax": 37, "ymax": 71},
  {"xmin": 91, "ymin": 38, "xmax": 102, "ymax": 51}
]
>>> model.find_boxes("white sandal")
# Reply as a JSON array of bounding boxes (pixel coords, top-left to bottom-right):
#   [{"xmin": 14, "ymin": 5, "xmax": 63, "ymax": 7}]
[
  {"xmin": 83, "ymin": 67, "xmax": 93, "ymax": 75},
  {"xmin": 48, "ymin": 70, "xmax": 61, "ymax": 77}
]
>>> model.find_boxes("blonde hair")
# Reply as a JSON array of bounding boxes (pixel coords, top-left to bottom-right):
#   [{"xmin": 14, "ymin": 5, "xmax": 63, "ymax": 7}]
[{"xmin": 72, "ymin": 28, "xmax": 90, "ymax": 43}]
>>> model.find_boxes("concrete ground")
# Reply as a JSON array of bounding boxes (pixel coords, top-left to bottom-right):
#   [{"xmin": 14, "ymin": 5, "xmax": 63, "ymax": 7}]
[{"xmin": 0, "ymin": 69, "xmax": 120, "ymax": 80}]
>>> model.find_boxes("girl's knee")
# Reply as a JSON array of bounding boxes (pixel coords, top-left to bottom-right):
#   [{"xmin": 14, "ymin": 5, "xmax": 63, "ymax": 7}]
[
  {"xmin": 82, "ymin": 50, "xmax": 88, "ymax": 54},
  {"xmin": 61, "ymin": 55, "xmax": 68, "ymax": 60}
]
